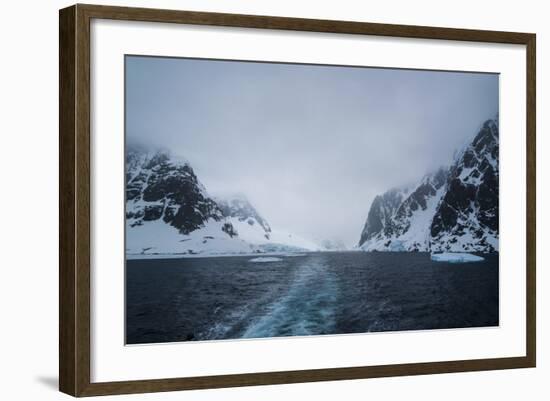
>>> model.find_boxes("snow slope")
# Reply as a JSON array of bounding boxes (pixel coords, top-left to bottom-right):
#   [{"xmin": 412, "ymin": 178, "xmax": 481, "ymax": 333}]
[
  {"xmin": 359, "ymin": 169, "xmax": 447, "ymax": 251},
  {"xmin": 216, "ymin": 195, "xmax": 321, "ymax": 252}
]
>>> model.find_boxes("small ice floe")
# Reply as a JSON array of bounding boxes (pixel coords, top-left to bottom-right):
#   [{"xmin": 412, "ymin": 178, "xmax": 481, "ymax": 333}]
[
  {"xmin": 282, "ymin": 253, "xmax": 306, "ymax": 257},
  {"xmin": 248, "ymin": 257, "xmax": 283, "ymax": 263},
  {"xmin": 430, "ymin": 252, "xmax": 485, "ymax": 263}
]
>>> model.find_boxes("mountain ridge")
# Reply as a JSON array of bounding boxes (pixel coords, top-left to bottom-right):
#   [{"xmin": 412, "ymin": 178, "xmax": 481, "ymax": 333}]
[{"xmin": 358, "ymin": 117, "xmax": 499, "ymax": 253}]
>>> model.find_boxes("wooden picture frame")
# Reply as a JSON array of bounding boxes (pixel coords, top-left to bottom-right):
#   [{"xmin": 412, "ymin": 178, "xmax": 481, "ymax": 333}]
[{"xmin": 59, "ymin": 3, "xmax": 536, "ymax": 397}]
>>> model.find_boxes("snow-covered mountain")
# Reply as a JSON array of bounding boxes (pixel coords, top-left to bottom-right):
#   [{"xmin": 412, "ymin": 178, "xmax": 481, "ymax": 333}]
[
  {"xmin": 358, "ymin": 186, "xmax": 412, "ymax": 249},
  {"xmin": 358, "ymin": 117, "xmax": 499, "ymax": 253},
  {"xmin": 430, "ymin": 118, "xmax": 499, "ymax": 252},
  {"xmin": 215, "ymin": 195, "xmax": 272, "ymax": 242},
  {"xmin": 319, "ymin": 239, "xmax": 349, "ymax": 251},
  {"xmin": 126, "ymin": 145, "xmax": 319, "ymax": 256},
  {"xmin": 359, "ymin": 169, "xmax": 447, "ymax": 251}
]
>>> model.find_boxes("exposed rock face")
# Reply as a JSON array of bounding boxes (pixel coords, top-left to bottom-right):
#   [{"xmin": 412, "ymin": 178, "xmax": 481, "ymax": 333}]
[
  {"xmin": 430, "ymin": 119, "xmax": 499, "ymax": 252},
  {"xmin": 126, "ymin": 146, "xmax": 225, "ymax": 235},
  {"xmin": 358, "ymin": 118, "xmax": 499, "ymax": 253},
  {"xmin": 358, "ymin": 187, "xmax": 411, "ymax": 248}
]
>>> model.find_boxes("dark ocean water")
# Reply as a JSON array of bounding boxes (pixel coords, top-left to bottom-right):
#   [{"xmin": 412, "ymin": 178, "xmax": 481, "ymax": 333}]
[{"xmin": 126, "ymin": 252, "xmax": 499, "ymax": 344}]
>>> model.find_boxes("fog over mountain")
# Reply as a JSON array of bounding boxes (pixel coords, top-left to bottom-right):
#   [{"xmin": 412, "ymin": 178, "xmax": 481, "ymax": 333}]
[{"xmin": 126, "ymin": 56, "xmax": 499, "ymax": 247}]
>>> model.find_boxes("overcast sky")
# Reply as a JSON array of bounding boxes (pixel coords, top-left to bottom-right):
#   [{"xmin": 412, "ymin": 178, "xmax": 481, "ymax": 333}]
[{"xmin": 126, "ymin": 56, "xmax": 498, "ymax": 247}]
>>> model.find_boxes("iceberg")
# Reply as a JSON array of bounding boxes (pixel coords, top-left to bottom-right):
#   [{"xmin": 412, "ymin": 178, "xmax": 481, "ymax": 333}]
[
  {"xmin": 249, "ymin": 257, "xmax": 283, "ymax": 263},
  {"xmin": 430, "ymin": 252, "xmax": 485, "ymax": 263}
]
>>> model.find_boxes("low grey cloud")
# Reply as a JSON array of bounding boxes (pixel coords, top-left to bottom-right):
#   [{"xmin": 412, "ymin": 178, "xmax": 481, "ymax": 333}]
[{"xmin": 126, "ymin": 56, "xmax": 498, "ymax": 247}]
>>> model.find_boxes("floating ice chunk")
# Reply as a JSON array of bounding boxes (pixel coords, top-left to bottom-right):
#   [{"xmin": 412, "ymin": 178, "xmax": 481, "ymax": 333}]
[
  {"xmin": 249, "ymin": 257, "xmax": 283, "ymax": 263},
  {"xmin": 430, "ymin": 252, "xmax": 485, "ymax": 263}
]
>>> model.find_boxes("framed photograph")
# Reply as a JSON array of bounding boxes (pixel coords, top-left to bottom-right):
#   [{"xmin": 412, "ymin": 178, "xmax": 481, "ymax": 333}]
[{"xmin": 59, "ymin": 4, "xmax": 536, "ymax": 397}]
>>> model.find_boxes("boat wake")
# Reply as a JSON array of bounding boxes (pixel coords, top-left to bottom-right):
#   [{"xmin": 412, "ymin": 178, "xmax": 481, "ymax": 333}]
[{"xmin": 241, "ymin": 256, "xmax": 339, "ymax": 339}]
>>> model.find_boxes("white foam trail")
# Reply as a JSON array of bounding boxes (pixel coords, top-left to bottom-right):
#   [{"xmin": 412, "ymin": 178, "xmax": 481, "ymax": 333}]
[{"xmin": 242, "ymin": 256, "xmax": 338, "ymax": 338}]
